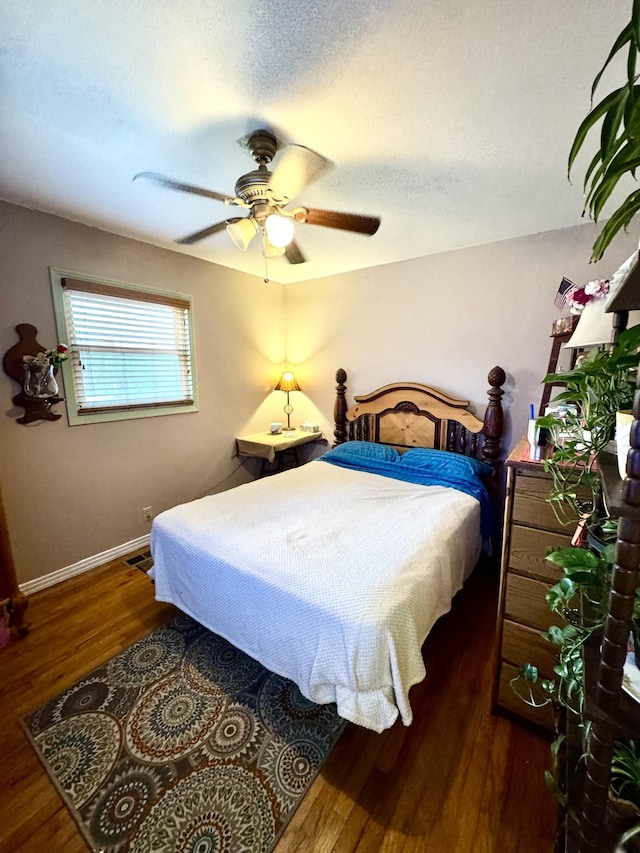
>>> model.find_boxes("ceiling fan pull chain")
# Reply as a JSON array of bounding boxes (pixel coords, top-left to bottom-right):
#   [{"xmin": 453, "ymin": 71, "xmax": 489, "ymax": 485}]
[{"xmin": 263, "ymin": 255, "xmax": 269, "ymax": 284}]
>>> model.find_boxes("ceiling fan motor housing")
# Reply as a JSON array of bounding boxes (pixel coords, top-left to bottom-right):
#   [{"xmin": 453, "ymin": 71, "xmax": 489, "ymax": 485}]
[
  {"xmin": 234, "ymin": 130, "xmax": 288, "ymax": 210},
  {"xmin": 245, "ymin": 130, "xmax": 278, "ymax": 165},
  {"xmin": 234, "ymin": 167, "xmax": 273, "ymax": 204}
]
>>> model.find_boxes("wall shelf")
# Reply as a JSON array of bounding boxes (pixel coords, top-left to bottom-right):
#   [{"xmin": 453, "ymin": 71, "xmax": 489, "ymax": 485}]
[{"xmin": 2, "ymin": 324, "xmax": 64, "ymax": 425}]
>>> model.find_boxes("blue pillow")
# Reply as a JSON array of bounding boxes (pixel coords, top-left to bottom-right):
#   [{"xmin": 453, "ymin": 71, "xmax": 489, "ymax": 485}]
[
  {"xmin": 399, "ymin": 447, "xmax": 492, "ymax": 479},
  {"xmin": 321, "ymin": 441, "xmax": 400, "ymax": 465}
]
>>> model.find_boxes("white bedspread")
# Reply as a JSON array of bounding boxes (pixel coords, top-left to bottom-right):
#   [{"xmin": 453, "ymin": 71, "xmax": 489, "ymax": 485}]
[{"xmin": 150, "ymin": 460, "xmax": 481, "ymax": 732}]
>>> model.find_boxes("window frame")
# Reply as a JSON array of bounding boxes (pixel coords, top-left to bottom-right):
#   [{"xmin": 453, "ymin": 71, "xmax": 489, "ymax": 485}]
[{"xmin": 50, "ymin": 268, "xmax": 199, "ymax": 426}]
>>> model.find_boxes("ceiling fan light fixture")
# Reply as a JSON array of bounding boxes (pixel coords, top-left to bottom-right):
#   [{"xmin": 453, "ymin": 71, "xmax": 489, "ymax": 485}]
[
  {"xmin": 226, "ymin": 217, "xmax": 258, "ymax": 251},
  {"xmin": 262, "ymin": 234, "xmax": 286, "ymax": 258},
  {"xmin": 264, "ymin": 213, "xmax": 295, "ymax": 248},
  {"xmin": 135, "ymin": 130, "xmax": 381, "ymax": 267}
]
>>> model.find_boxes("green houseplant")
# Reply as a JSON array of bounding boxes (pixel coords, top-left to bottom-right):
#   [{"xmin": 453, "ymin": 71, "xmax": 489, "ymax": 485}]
[
  {"xmin": 511, "ymin": 326, "xmax": 640, "ymax": 816},
  {"xmin": 537, "ymin": 323, "xmax": 640, "ymax": 526},
  {"xmin": 569, "ymin": 0, "xmax": 640, "ymax": 261}
]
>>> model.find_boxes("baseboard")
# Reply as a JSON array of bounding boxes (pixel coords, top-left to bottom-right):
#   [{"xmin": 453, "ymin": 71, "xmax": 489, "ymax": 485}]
[{"xmin": 20, "ymin": 534, "xmax": 151, "ymax": 596}]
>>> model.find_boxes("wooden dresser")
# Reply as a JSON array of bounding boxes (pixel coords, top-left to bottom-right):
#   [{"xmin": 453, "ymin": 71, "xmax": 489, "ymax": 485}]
[{"xmin": 494, "ymin": 437, "xmax": 577, "ymax": 731}]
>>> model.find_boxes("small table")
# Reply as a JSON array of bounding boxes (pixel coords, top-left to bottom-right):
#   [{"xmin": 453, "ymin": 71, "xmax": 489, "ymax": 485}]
[{"xmin": 235, "ymin": 429, "xmax": 325, "ymax": 476}]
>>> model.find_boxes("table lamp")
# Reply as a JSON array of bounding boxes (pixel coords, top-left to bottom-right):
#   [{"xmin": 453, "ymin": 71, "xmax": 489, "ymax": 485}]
[
  {"xmin": 274, "ymin": 370, "xmax": 301, "ymax": 431},
  {"xmin": 563, "ymin": 297, "xmax": 614, "ymax": 349}
]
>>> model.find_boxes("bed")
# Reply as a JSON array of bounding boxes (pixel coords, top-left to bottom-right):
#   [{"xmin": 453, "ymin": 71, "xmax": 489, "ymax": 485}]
[{"xmin": 150, "ymin": 366, "xmax": 506, "ymax": 732}]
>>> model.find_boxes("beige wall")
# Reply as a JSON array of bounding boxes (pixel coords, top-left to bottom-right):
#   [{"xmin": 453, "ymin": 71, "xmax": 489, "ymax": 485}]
[
  {"xmin": 285, "ymin": 223, "xmax": 639, "ymax": 453},
  {"xmin": 2, "ymin": 200, "xmax": 637, "ymax": 586},
  {"xmin": 0, "ymin": 202, "xmax": 286, "ymax": 584}
]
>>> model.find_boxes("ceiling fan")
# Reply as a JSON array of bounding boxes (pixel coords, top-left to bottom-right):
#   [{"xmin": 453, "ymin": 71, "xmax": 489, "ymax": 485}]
[{"xmin": 133, "ymin": 129, "xmax": 381, "ymax": 265}]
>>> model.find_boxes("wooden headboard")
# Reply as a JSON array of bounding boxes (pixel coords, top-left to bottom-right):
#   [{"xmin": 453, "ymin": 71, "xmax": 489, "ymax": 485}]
[{"xmin": 332, "ymin": 367, "xmax": 506, "ymax": 474}]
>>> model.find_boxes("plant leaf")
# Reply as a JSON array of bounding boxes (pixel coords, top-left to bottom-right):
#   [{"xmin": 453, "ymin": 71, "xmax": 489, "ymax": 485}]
[
  {"xmin": 568, "ymin": 87, "xmax": 628, "ymax": 178},
  {"xmin": 599, "ymin": 87, "xmax": 629, "ymax": 165},
  {"xmin": 590, "ymin": 22, "xmax": 634, "ymax": 100},
  {"xmin": 544, "ymin": 769, "xmax": 568, "ymax": 807},
  {"xmin": 583, "ymin": 135, "xmax": 628, "ymax": 196},
  {"xmin": 564, "ymin": 569, "xmax": 603, "ymax": 585},
  {"xmin": 583, "ymin": 149, "xmax": 605, "ymax": 191},
  {"xmin": 628, "ymin": 36, "xmax": 637, "ymax": 87},
  {"xmin": 591, "ymin": 189, "xmax": 640, "ymax": 260},
  {"xmin": 546, "ymin": 625, "xmax": 566, "ymax": 646},
  {"xmin": 587, "ymin": 144, "xmax": 640, "ymax": 219},
  {"xmin": 617, "ymin": 321, "xmax": 640, "ymax": 350},
  {"xmin": 546, "ymin": 548, "xmax": 599, "ymax": 570},
  {"xmin": 519, "ymin": 662, "xmax": 539, "ymax": 683},
  {"xmin": 634, "ymin": 0, "xmax": 640, "ymax": 50}
]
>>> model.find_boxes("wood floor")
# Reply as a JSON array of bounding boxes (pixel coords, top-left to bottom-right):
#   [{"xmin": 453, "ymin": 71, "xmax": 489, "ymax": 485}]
[{"xmin": 0, "ymin": 555, "xmax": 558, "ymax": 852}]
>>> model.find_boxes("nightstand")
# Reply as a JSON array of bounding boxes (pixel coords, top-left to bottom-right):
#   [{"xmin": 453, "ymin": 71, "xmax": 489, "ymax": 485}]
[
  {"xmin": 493, "ymin": 437, "xmax": 581, "ymax": 731},
  {"xmin": 235, "ymin": 429, "xmax": 326, "ymax": 476}
]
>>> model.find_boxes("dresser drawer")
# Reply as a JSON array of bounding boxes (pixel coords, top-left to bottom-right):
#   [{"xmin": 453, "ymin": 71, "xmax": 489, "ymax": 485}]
[
  {"xmin": 512, "ymin": 474, "xmax": 578, "ymax": 533},
  {"xmin": 496, "ymin": 660, "xmax": 555, "ymax": 731},
  {"xmin": 504, "ymin": 573, "xmax": 563, "ymax": 631},
  {"xmin": 508, "ymin": 525, "xmax": 571, "ymax": 582},
  {"xmin": 500, "ymin": 618, "xmax": 558, "ymax": 680}
]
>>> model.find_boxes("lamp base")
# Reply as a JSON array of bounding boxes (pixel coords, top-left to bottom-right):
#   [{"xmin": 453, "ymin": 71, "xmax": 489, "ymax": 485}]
[{"xmin": 282, "ymin": 426, "xmax": 296, "ymax": 431}]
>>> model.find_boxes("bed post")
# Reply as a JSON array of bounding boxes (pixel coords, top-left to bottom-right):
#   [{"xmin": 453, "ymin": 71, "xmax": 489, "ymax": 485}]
[
  {"xmin": 334, "ymin": 368, "xmax": 348, "ymax": 446},
  {"xmin": 482, "ymin": 365, "xmax": 506, "ymax": 471}
]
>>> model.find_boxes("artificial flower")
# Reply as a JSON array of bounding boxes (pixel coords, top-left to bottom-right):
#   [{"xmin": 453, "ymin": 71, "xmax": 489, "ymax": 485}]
[
  {"xmin": 23, "ymin": 345, "xmax": 69, "ymax": 368},
  {"xmin": 566, "ymin": 279, "xmax": 609, "ymax": 314},
  {"xmin": 584, "ymin": 279, "xmax": 609, "ymax": 298}
]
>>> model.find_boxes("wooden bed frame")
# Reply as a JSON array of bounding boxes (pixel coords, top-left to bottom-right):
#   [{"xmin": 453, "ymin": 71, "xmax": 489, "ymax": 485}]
[
  {"xmin": 149, "ymin": 366, "xmax": 508, "ymax": 732},
  {"xmin": 332, "ymin": 366, "xmax": 506, "ymax": 474}
]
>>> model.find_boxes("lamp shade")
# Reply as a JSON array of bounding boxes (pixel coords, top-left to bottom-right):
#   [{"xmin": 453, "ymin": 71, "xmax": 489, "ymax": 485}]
[
  {"xmin": 564, "ymin": 298, "xmax": 614, "ymax": 349},
  {"xmin": 262, "ymin": 236, "xmax": 286, "ymax": 258},
  {"xmin": 226, "ymin": 217, "xmax": 258, "ymax": 251},
  {"xmin": 264, "ymin": 214, "xmax": 295, "ymax": 247},
  {"xmin": 274, "ymin": 370, "xmax": 301, "ymax": 392},
  {"xmin": 604, "ymin": 250, "xmax": 640, "ymax": 312}
]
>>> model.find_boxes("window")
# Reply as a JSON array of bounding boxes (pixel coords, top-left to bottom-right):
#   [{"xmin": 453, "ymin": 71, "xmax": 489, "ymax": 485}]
[{"xmin": 51, "ymin": 270, "xmax": 197, "ymax": 425}]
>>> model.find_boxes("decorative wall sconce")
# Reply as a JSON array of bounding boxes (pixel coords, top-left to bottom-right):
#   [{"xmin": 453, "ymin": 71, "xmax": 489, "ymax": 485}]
[{"xmin": 3, "ymin": 324, "xmax": 65, "ymax": 425}]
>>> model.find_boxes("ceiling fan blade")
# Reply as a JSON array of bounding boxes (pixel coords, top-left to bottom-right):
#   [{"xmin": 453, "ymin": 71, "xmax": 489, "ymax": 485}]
[
  {"xmin": 176, "ymin": 219, "xmax": 239, "ymax": 245},
  {"xmin": 134, "ymin": 171, "xmax": 233, "ymax": 204},
  {"xmin": 296, "ymin": 207, "xmax": 380, "ymax": 235},
  {"xmin": 285, "ymin": 240, "xmax": 306, "ymax": 265},
  {"xmin": 270, "ymin": 145, "xmax": 333, "ymax": 201}
]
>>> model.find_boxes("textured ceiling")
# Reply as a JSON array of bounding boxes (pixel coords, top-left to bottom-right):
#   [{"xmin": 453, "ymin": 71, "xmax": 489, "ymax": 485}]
[{"xmin": 0, "ymin": 0, "xmax": 633, "ymax": 284}]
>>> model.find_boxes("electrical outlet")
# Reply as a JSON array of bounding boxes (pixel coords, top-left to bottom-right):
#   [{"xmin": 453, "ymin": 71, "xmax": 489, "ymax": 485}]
[{"xmin": 142, "ymin": 506, "xmax": 153, "ymax": 523}]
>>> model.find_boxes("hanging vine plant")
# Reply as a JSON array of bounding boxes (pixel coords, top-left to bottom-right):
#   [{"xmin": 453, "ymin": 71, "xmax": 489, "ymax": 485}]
[{"xmin": 569, "ymin": 0, "xmax": 640, "ymax": 261}]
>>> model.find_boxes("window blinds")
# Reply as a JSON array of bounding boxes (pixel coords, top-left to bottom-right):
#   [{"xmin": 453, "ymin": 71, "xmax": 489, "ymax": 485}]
[{"xmin": 61, "ymin": 277, "xmax": 194, "ymax": 414}]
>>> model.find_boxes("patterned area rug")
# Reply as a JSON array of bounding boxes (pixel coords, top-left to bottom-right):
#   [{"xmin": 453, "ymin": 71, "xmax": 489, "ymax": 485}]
[{"xmin": 22, "ymin": 613, "xmax": 346, "ymax": 852}]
